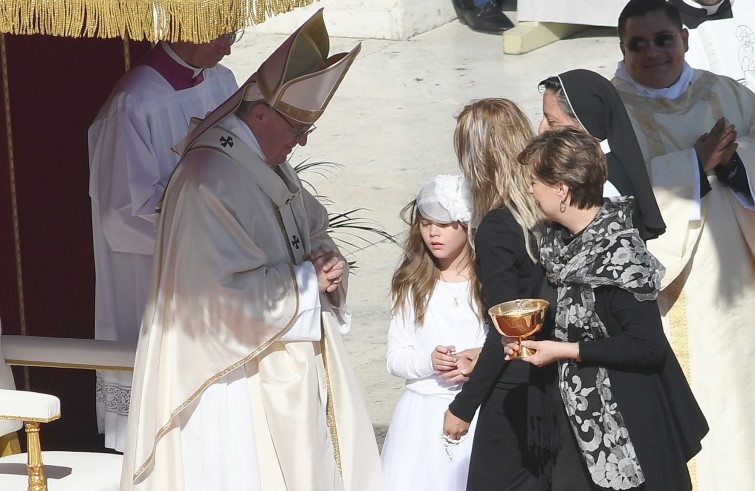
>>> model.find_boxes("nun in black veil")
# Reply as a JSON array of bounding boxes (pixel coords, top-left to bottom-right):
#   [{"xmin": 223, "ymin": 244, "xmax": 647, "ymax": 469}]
[{"xmin": 538, "ymin": 69, "xmax": 666, "ymax": 241}]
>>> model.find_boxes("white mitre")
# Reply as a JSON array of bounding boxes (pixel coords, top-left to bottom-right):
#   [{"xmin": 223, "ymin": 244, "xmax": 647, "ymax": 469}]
[{"xmin": 176, "ymin": 8, "xmax": 361, "ymax": 154}]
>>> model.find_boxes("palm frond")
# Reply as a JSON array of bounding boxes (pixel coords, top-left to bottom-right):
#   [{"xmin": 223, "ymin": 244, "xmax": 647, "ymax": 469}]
[
  {"xmin": 327, "ymin": 207, "xmax": 400, "ymax": 259},
  {"xmin": 293, "ymin": 158, "xmax": 343, "ymax": 202},
  {"xmin": 293, "ymin": 159, "xmax": 399, "ymax": 270}
]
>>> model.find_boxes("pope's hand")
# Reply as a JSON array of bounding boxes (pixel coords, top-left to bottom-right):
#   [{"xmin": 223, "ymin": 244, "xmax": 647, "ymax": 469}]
[{"xmin": 306, "ymin": 248, "xmax": 345, "ymax": 293}]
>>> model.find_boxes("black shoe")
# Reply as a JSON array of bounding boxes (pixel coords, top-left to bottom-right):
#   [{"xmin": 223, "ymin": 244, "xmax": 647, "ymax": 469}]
[{"xmin": 454, "ymin": 1, "xmax": 515, "ymax": 34}]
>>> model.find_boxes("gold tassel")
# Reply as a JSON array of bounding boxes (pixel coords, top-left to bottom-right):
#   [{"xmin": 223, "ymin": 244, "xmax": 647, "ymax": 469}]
[{"xmin": 0, "ymin": 0, "xmax": 317, "ymax": 42}]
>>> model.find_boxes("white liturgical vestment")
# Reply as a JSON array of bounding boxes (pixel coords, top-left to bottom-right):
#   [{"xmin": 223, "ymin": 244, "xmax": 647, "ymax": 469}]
[
  {"xmin": 613, "ymin": 67, "xmax": 755, "ymax": 491},
  {"xmin": 120, "ymin": 115, "xmax": 382, "ymax": 490},
  {"xmin": 88, "ymin": 42, "xmax": 237, "ymax": 451}
]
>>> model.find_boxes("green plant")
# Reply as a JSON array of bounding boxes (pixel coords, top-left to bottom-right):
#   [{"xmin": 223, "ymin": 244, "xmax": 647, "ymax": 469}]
[{"xmin": 294, "ymin": 159, "xmax": 399, "ymax": 269}]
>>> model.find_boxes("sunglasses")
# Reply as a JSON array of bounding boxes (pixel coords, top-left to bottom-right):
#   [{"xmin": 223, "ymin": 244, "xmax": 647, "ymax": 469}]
[{"xmin": 622, "ymin": 32, "xmax": 677, "ymax": 52}]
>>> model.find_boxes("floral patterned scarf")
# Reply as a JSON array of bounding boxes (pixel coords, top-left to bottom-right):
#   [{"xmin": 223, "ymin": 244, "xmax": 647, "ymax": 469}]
[{"xmin": 539, "ymin": 198, "xmax": 664, "ymax": 489}]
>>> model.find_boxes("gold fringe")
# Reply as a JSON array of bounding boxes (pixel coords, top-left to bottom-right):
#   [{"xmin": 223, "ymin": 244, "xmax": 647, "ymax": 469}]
[{"xmin": 0, "ymin": 0, "xmax": 317, "ymax": 43}]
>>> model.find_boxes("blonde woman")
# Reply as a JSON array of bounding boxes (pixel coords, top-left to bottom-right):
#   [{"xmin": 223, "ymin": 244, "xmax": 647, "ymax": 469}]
[{"xmin": 442, "ymin": 98, "xmax": 552, "ymax": 489}]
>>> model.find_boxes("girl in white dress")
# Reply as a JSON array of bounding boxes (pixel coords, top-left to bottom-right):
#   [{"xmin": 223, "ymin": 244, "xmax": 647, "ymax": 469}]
[{"xmin": 381, "ymin": 175, "xmax": 487, "ymax": 491}]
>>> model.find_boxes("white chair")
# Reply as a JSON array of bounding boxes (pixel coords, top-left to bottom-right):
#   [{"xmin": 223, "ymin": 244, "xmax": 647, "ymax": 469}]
[{"xmin": 0, "ymin": 329, "xmax": 135, "ymax": 491}]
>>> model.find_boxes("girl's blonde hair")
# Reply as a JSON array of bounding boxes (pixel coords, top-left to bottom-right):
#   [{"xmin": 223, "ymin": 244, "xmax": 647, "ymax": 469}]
[
  {"xmin": 390, "ymin": 201, "xmax": 483, "ymax": 325},
  {"xmin": 454, "ymin": 98, "xmax": 542, "ymax": 261}
]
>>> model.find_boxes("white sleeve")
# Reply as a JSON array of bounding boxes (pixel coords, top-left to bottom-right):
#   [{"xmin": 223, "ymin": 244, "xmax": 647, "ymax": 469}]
[
  {"xmin": 385, "ymin": 307, "xmax": 435, "ymax": 380},
  {"xmin": 278, "ymin": 261, "xmax": 322, "ymax": 342},
  {"xmin": 88, "ymin": 99, "xmax": 168, "ymax": 255},
  {"xmin": 651, "ymin": 148, "xmax": 702, "ymax": 221}
]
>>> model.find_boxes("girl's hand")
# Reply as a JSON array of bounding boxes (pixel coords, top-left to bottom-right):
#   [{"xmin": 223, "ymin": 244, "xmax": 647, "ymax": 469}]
[
  {"xmin": 439, "ymin": 347, "xmax": 481, "ymax": 382},
  {"xmin": 431, "ymin": 345, "xmax": 457, "ymax": 373},
  {"xmin": 504, "ymin": 340, "xmax": 580, "ymax": 367}
]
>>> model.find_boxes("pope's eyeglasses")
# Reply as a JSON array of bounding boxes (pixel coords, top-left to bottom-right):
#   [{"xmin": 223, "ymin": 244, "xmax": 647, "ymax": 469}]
[
  {"xmin": 271, "ymin": 108, "xmax": 316, "ymax": 140},
  {"xmin": 622, "ymin": 32, "xmax": 677, "ymax": 52}
]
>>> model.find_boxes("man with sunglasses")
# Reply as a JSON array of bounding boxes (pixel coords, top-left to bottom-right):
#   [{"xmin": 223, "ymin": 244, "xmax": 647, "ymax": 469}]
[
  {"xmin": 87, "ymin": 31, "xmax": 240, "ymax": 452},
  {"xmin": 611, "ymin": 1, "xmax": 755, "ymax": 489},
  {"xmin": 120, "ymin": 10, "xmax": 382, "ymax": 491}
]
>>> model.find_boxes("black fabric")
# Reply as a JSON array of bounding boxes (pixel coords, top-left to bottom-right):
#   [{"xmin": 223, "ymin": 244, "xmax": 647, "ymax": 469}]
[
  {"xmin": 551, "ymin": 384, "xmax": 594, "ymax": 491},
  {"xmin": 448, "ymin": 207, "xmax": 541, "ymax": 422},
  {"xmin": 448, "ymin": 206, "xmax": 548, "ymax": 489},
  {"xmin": 466, "ymin": 381, "xmax": 542, "ymax": 490},
  {"xmin": 574, "ymin": 287, "xmax": 709, "ymax": 490},
  {"xmin": 541, "ymin": 199, "xmax": 663, "ymax": 487},
  {"xmin": 526, "ymin": 278, "xmax": 560, "ymax": 488},
  {"xmin": 715, "ymin": 151, "xmax": 752, "ymax": 196},
  {"xmin": 670, "ymin": 0, "xmax": 732, "ymax": 29},
  {"xmin": 557, "ymin": 69, "xmax": 666, "ymax": 240},
  {"xmin": 696, "ymin": 155, "xmax": 713, "ymax": 198}
]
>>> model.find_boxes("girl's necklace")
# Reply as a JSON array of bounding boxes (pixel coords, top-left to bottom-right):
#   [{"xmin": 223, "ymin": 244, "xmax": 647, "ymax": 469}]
[{"xmin": 440, "ymin": 278, "xmax": 467, "ymax": 308}]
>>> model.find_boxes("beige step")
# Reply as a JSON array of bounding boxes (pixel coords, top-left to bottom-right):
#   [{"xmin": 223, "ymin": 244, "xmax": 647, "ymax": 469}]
[{"xmin": 502, "ymin": 21, "xmax": 587, "ymax": 55}]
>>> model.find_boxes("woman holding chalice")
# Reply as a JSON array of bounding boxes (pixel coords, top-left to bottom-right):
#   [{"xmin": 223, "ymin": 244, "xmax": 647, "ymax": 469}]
[{"xmin": 507, "ymin": 127, "xmax": 708, "ymax": 490}]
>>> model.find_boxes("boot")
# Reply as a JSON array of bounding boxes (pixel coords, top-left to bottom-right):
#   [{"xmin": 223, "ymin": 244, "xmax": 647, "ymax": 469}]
[{"xmin": 452, "ymin": 0, "xmax": 515, "ymax": 34}]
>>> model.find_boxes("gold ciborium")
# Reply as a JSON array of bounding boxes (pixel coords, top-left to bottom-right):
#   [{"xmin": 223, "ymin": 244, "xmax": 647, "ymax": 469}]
[{"xmin": 488, "ymin": 299, "xmax": 549, "ymax": 358}]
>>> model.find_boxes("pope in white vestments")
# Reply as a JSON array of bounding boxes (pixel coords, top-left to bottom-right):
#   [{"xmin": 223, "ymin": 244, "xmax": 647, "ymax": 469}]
[
  {"xmin": 120, "ymin": 10, "xmax": 382, "ymax": 491},
  {"xmin": 88, "ymin": 39, "xmax": 238, "ymax": 451},
  {"xmin": 613, "ymin": 2, "xmax": 755, "ymax": 489}
]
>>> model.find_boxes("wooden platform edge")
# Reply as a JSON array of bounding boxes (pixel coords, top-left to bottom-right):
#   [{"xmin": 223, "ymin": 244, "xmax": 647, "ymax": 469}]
[{"xmin": 503, "ymin": 21, "xmax": 588, "ymax": 55}]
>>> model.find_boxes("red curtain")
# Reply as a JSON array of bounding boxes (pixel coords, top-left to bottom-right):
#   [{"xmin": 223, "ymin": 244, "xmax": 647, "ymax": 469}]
[{"xmin": 0, "ymin": 34, "xmax": 151, "ymax": 450}]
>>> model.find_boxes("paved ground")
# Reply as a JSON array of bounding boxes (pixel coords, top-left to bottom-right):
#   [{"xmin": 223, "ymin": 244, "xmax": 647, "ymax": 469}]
[{"xmin": 221, "ymin": 14, "xmax": 622, "ymax": 446}]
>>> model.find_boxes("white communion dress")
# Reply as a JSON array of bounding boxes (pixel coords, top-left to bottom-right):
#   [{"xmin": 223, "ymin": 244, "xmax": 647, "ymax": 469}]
[{"xmin": 381, "ymin": 281, "xmax": 487, "ymax": 491}]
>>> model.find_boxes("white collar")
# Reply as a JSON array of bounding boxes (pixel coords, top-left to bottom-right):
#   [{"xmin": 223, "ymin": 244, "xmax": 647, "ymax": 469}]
[
  {"xmin": 600, "ymin": 139, "xmax": 611, "ymax": 155},
  {"xmin": 614, "ymin": 61, "xmax": 694, "ymax": 99},
  {"xmin": 161, "ymin": 42, "xmax": 204, "ymax": 78},
  {"xmin": 680, "ymin": 0, "xmax": 725, "ymax": 15},
  {"xmin": 222, "ymin": 114, "xmax": 267, "ymax": 164}
]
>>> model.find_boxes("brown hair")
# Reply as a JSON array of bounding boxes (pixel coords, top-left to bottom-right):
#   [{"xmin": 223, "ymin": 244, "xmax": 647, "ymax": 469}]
[
  {"xmin": 390, "ymin": 201, "xmax": 483, "ymax": 325},
  {"xmin": 453, "ymin": 98, "xmax": 542, "ymax": 261},
  {"xmin": 518, "ymin": 127, "xmax": 606, "ymax": 210}
]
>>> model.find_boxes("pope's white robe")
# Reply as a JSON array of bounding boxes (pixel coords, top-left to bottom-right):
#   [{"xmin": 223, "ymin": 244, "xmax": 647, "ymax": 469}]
[
  {"xmin": 120, "ymin": 116, "xmax": 382, "ymax": 490},
  {"xmin": 613, "ymin": 69, "xmax": 755, "ymax": 491},
  {"xmin": 88, "ymin": 45, "xmax": 237, "ymax": 451}
]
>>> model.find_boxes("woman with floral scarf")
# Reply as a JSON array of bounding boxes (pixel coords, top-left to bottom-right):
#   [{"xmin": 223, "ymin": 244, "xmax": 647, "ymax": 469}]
[{"xmin": 511, "ymin": 127, "xmax": 708, "ymax": 490}]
